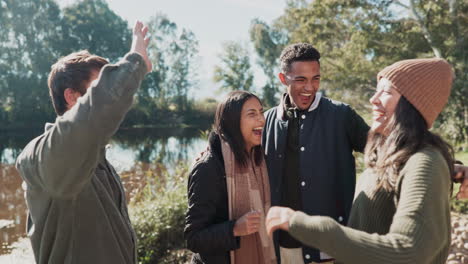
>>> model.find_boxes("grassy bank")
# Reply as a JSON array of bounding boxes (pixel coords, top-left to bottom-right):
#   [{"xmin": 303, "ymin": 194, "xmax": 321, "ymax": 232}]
[{"xmin": 127, "ymin": 162, "xmax": 190, "ymax": 264}]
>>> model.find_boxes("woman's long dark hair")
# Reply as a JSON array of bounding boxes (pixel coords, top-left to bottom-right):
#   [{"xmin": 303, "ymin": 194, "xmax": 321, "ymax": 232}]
[
  {"xmin": 364, "ymin": 96, "xmax": 454, "ymax": 192},
  {"xmin": 213, "ymin": 90, "xmax": 263, "ymax": 167}
]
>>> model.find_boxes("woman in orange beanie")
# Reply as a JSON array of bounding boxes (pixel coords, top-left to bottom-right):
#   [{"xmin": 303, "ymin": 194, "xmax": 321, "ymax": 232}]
[{"xmin": 266, "ymin": 58, "xmax": 457, "ymax": 264}]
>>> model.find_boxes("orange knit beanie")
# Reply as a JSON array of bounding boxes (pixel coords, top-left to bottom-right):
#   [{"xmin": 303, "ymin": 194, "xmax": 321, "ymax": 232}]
[{"xmin": 377, "ymin": 58, "xmax": 454, "ymax": 128}]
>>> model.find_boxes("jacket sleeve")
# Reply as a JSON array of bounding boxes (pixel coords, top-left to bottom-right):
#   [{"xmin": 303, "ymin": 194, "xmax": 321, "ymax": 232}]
[
  {"xmin": 287, "ymin": 149, "xmax": 451, "ymax": 264},
  {"xmin": 16, "ymin": 53, "xmax": 147, "ymax": 198},
  {"xmin": 184, "ymin": 160, "xmax": 240, "ymax": 254},
  {"xmin": 345, "ymin": 106, "xmax": 370, "ymax": 153}
]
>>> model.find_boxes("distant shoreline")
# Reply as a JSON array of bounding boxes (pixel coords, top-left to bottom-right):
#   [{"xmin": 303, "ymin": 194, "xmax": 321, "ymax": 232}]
[{"xmin": 0, "ymin": 123, "xmax": 210, "ymax": 132}]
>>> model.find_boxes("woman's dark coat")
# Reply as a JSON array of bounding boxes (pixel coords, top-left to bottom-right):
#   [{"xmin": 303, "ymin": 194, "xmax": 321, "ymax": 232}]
[{"xmin": 184, "ymin": 133, "xmax": 240, "ymax": 264}]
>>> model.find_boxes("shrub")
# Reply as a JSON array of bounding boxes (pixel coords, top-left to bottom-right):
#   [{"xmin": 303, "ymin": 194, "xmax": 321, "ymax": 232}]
[{"xmin": 129, "ymin": 162, "xmax": 191, "ymax": 264}]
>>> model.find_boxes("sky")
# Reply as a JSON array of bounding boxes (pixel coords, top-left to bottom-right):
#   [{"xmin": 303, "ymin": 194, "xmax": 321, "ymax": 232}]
[{"xmin": 56, "ymin": 0, "xmax": 288, "ymax": 99}]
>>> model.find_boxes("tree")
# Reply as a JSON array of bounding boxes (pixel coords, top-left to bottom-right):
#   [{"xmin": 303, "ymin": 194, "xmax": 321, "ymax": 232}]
[
  {"xmin": 391, "ymin": 0, "xmax": 468, "ymax": 145},
  {"xmin": 249, "ymin": 18, "xmax": 288, "ymax": 107},
  {"xmin": 275, "ymin": 1, "xmax": 421, "ymax": 109},
  {"xmin": 213, "ymin": 41, "xmax": 254, "ymax": 92},
  {"xmin": 0, "ymin": 0, "xmax": 133, "ymax": 129},
  {"xmin": 61, "ymin": 0, "xmax": 131, "ymax": 61},
  {"xmin": 0, "ymin": 0, "xmax": 66, "ymax": 128},
  {"xmin": 166, "ymin": 29, "xmax": 199, "ymax": 112},
  {"xmin": 264, "ymin": 0, "xmax": 467, "ymax": 144},
  {"xmin": 138, "ymin": 14, "xmax": 199, "ymax": 114}
]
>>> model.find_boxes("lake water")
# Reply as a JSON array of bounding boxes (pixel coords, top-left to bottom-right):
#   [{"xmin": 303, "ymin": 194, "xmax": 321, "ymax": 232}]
[{"xmin": 0, "ymin": 127, "xmax": 208, "ymax": 255}]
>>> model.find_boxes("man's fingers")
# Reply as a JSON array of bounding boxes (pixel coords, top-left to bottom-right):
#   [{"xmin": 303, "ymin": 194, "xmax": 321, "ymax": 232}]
[
  {"xmin": 267, "ymin": 222, "xmax": 277, "ymax": 238},
  {"xmin": 265, "ymin": 216, "xmax": 276, "ymax": 227},
  {"xmin": 247, "ymin": 218, "xmax": 261, "ymax": 224},
  {"xmin": 133, "ymin": 20, "xmax": 142, "ymax": 34},
  {"xmin": 265, "ymin": 216, "xmax": 275, "ymax": 237},
  {"xmin": 129, "ymin": 20, "xmax": 152, "ymax": 74},
  {"xmin": 248, "ymin": 225, "xmax": 260, "ymax": 231},
  {"xmin": 265, "ymin": 217, "xmax": 279, "ymax": 230},
  {"xmin": 142, "ymin": 26, "xmax": 149, "ymax": 36},
  {"xmin": 454, "ymin": 164, "xmax": 467, "ymax": 177},
  {"xmin": 249, "ymin": 222, "xmax": 260, "ymax": 228},
  {"xmin": 248, "ymin": 225, "xmax": 260, "ymax": 234},
  {"xmin": 247, "ymin": 211, "xmax": 262, "ymax": 218},
  {"xmin": 247, "ymin": 214, "xmax": 261, "ymax": 220},
  {"xmin": 266, "ymin": 206, "xmax": 281, "ymax": 218}
]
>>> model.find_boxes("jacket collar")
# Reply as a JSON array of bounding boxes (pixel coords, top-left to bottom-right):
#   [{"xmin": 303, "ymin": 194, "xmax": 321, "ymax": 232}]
[
  {"xmin": 276, "ymin": 92, "xmax": 322, "ymax": 121},
  {"xmin": 44, "ymin": 122, "xmax": 54, "ymax": 131}
]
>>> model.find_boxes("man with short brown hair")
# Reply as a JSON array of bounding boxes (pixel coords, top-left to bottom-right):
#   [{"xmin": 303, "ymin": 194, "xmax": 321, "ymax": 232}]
[
  {"xmin": 16, "ymin": 21, "xmax": 152, "ymax": 264},
  {"xmin": 47, "ymin": 51, "xmax": 109, "ymax": 116}
]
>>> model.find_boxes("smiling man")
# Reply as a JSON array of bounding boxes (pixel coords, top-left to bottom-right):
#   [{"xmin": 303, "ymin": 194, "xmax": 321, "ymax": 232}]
[{"xmin": 262, "ymin": 43, "xmax": 370, "ymax": 264}]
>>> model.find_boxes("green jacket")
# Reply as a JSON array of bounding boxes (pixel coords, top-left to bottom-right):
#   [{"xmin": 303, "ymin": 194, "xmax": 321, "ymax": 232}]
[
  {"xmin": 288, "ymin": 147, "xmax": 451, "ymax": 264},
  {"xmin": 16, "ymin": 53, "xmax": 147, "ymax": 264}
]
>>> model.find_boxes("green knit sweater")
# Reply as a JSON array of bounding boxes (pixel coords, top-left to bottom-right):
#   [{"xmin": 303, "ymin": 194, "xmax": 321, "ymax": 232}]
[{"xmin": 288, "ymin": 147, "xmax": 451, "ymax": 264}]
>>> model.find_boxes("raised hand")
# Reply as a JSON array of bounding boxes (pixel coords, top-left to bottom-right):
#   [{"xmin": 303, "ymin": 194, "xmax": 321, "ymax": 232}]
[
  {"xmin": 454, "ymin": 164, "xmax": 468, "ymax": 199},
  {"xmin": 265, "ymin": 206, "xmax": 295, "ymax": 237},
  {"xmin": 130, "ymin": 20, "xmax": 152, "ymax": 73},
  {"xmin": 233, "ymin": 211, "xmax": 262, "ymax": 237}
]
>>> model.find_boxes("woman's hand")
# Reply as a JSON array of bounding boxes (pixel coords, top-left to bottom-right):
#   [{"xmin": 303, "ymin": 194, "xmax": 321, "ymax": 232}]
[
  {"xmin": 265, "ymin": 206, "xmax": 295, "ymax": 237},
  {"xmin": 454, "ymin": 164, "xmax": 468, "ymax": 199},
  {"xmin": 130, "ymin": 20, "xmax": 152, "ymax": 73},
  {"xmin": 233, "ymin": 211, "xmax": 261, "ymax": 237}
]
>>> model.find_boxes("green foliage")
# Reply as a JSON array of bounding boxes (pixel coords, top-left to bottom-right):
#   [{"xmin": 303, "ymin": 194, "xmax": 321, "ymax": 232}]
[
  {"xmin": 122, "ymin": 13, "xmax": 201, "ymax": 127},
  {"xmin": 61, "ymin": 0, "xmax": 131, "ymax": 61},
  {"xmin": 249, "ymin": 18, "xmax": 288, "ymax": 107},
  {"xmin": 142, "ymin": 14, "xmax": 199, "ymax": 111},
  {"xmin": 121, "ymin": 97, "xmax": 214, "ymax": 130},
  {"xmin": 451, "ymin": 198, "xmax": 468, "ymax": 214},
  {"xmin": 0, "ymin": 0, "xmax": 64, "ymax": 127},
  {"xmin": 0, "ymin": 2, "xmax": 208, "ymax": 130},
  {"xmin": 188, "ymin": 97, "xmax": 217, "ymax": 126},
  {"xmin": 419, "ymin": 0, "xmax": 468, "ymax": 145},
  {"xmin": 455, "ymin": 151, "xmax": 468, "ymax": 164},
  {"xmin": 213, "ymin": 41, "xmax": 254, "ymax": 92},
  {"xmin": 273, "ymin": 0, "xmax": 430, "ymax": 110},
  {"xmin": 251, "ymin": 0, "xmax": 468, "ymax": 143},
  {"xmin": 129, "ymin": 162, "xmax": 190, "ymax": 264},
  {"xmin": 0, "ymin": 0, "xmax": 130, "ymax": 129}
]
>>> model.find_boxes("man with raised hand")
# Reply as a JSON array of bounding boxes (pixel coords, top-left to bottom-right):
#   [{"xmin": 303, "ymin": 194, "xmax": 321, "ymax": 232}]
[{"xmin": 16, "ymin": 21, "xmax": 152, "ymax": 264}]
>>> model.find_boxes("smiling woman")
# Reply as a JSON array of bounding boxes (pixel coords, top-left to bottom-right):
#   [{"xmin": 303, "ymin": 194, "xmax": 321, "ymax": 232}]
[
  {"xmin": 369, "ymin": 78, "xmax": 401, "ymax": 135},
  {"xmin": 266, "ymin": 58, "xmax": 457, "ymax": 264},
  {"xmin": 240, "ymin": 97, "xmax": 265, "ymax": 154},
  {"xmin": 184, "ymin": 91, "xmax": 276, "ymax": 264}
]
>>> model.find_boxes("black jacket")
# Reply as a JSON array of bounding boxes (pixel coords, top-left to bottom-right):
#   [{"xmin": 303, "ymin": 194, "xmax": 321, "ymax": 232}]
[
  {"xmin": 263, "ymin": 96, "xmax": 369, "ymax": 263},
  {"xmin": 184, "ymin": 133, "xmax": 240, "ymax": 264}
]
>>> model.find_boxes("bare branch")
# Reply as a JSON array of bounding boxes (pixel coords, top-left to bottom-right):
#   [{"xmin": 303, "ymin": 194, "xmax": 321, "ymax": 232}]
[
  {"xmin": 447, "ymin": 0, "xmax": 456, "ymax": 14},
  {"xmin": 408, "ymin": 0, "xmax": 442, "ymax": 58},
  {"xmin": 392, "ymin": 0, "xmax": 409, "ymax": 9}
]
